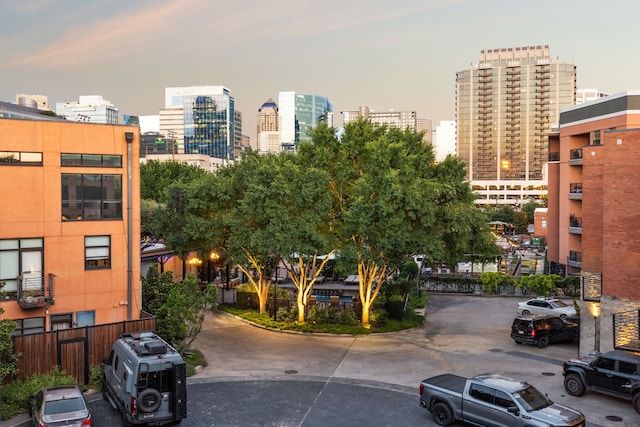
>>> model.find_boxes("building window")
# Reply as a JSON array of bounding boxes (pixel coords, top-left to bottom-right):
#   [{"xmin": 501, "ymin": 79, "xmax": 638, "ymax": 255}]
[
  {"xmin": 61, "ymin": 174, "xmax": 122, "ymax": 220},
  {"xmin": 592, "ymin": 130, "xmax": 601, "ymax": 145},
  {"xmin": 13, "ymin": 317, "xmax": 45, "ymax": 336},
  {"xmin": 61, "ymin": 153, "xmax": 122, "ymax": 167},
  {"xmin": 76, "ymin": 310, "xmax": 95, "ymax": 327},
  {"xmin": 85, "ymin": 235, "xmax": 110, "ymax": 269},
  {"xmin": 541, "ymin": 219, "xmax": 547, "ymax": 228},
  {"xmin": 0, "ymin": 238, "xmax": 44, "ymax": 298},
  {"xmin": 50, "ymin": 313, "xmax": 73, "ymax": 330},
  {"xmin": 0, "ymin": 151, "xmax": 42, "ymax": 165}
]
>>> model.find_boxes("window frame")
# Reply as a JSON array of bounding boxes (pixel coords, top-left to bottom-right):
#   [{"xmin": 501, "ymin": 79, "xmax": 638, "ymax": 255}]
[
  {"xmin": 85, "ymin": 235, "xmax": 111, "ymax": 270},
  {"xmin": 61, "ymin": 153, "xmax": 122, "ymax": 167},
  {"xmin": 61, "ymin": 173, "xmax": 122, "ymax": 221},
  {"xmin": 0, "ymin": 151, "xmax": 43, "ymax": 165}
]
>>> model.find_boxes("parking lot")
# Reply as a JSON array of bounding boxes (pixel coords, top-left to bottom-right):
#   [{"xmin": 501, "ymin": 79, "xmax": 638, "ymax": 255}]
[{"xmin": 3, "ymin": 294, "xmax": 637, "ymax": 426}]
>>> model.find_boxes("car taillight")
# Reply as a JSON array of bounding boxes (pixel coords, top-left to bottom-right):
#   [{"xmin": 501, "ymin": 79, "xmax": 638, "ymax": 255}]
[
  {"xmin": 420, "ymin": 383, "xmax": 424, "ymax": 395},
  {"xmin": 131, "ymin": 396, "xmax": 137, "ymax": 416},
  {"xmin": 531, "ymin": 329, "xmax": 536, "ymax": 338},
  {"xmin": 82, "ymin": 415, "xmax": 92, "ymax": 426}
]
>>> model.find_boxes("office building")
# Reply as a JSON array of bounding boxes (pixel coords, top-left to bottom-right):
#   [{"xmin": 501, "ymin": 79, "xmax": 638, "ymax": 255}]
[
  {"xmin": 256, "ymin": 98, "xmax": 281, "ymax": 153},
  {"xmin": 0, "ymin": 117, "xmax": 141, "ymax": 333},
  {"xmin": 15, "ymin": 94, "xmax": 50, "ymax": 111},
  {"xmin": 456, "ymin": 45, "xmax": 576, "ymax": 206},
  {"xmin": 55, "ymin": 95, "xmax": 119, "ymax": 124},
  {"xmin": 434, "ymin": 120, "xmax": 457, "ymax": 162},
  {"xmin": 547, "ymin": 91, "xmax": 640, "ymax": 354},
  {"xmin": 576, "ymin": 89, "xmax": 610, "ymax": 105},
  {"xmin": 279, "ymin": 91, "xmax": 333, "ymax": 150},
  {"xmin": 160, "ymin": 86, "xmax": 239, "ymax": 162},
  {"xmin": 342, "ymin": 106, "xmax": 432, "ymax": 144}
]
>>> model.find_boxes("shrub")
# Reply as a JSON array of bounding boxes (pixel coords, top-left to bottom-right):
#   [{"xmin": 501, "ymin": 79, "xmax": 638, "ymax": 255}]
[
  {"xmin": 1, "ymin": 366, "xmax": 78, "ymax": 420},
  {"xmin": 88, "ymin": 364, "xmax": 103, "ymax": 390}
]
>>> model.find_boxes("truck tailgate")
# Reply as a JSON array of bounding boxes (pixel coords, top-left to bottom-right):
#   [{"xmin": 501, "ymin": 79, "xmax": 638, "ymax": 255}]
[{"xmin": 422, "ymin": 374, "xmax": 466, "ymax": 395}]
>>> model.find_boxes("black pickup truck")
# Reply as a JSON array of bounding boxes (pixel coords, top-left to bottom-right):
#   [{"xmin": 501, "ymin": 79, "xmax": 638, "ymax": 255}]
[
  {"xmin": 563, "ymin": 349, "xmax": 640, "ymax": 414},
  {"xmin": 419, "ymin": 373, "xmax": 586, "ymax": 426}
]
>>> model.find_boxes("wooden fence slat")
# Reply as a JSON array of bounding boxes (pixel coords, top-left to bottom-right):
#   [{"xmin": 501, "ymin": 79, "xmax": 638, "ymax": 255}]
[{"xmin": 12, "ymin": 317, "xmax": 156, "ymax": 384}]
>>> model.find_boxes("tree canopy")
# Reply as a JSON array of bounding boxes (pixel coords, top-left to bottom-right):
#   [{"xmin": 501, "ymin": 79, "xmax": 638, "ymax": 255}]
[{"xmin": 142, "ymin": 120, "xmax": 496, "ymax": 326}]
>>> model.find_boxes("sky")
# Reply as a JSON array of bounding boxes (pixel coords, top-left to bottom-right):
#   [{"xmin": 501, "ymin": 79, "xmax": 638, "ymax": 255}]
[{"xmin": 2, "ymin": 0, "xmax": 640, "ymax": 142}]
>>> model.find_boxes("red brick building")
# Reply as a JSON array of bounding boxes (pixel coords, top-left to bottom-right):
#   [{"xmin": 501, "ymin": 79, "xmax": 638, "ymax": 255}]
[{"xmin": 548, "ymin": 91, "xmax": 640, "ymax": 354}]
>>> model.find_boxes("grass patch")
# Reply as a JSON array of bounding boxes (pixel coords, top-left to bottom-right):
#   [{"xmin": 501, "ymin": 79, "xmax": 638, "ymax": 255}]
[{"xmin": 183, "ymin": 348, "xmax": 208, "ymax": 377}]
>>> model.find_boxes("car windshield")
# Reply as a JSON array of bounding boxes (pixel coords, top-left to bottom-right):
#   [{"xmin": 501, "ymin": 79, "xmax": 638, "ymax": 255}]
[
  {"xmin": 513, "ymin": 385, "xmax": 552, "ymax": 411},
  {"xmin": 44, "ymin": 397, "xmax": 86, "ymax": 415},
  {"xmin": 549, "ymin": 300, "xmax": 569, "ymax": 308}
]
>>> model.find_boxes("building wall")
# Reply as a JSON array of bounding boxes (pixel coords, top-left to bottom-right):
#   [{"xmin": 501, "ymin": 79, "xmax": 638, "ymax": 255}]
[
  {"xmin": 551, "ymin": 91, "xmax": 640, "ymax": 352},
  {"xmin": 0, "ymin": 118, "xmax": 141, "ymax": 331}
]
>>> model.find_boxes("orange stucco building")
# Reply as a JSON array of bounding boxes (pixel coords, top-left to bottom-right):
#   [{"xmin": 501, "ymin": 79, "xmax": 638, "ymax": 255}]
[
  {"xmin": 0, "ymin": 117, "xmax": 141, "ymax": 334},
  {"xmin": 548, "ymin": 91, "xmax": 640, "ymax": 354}
]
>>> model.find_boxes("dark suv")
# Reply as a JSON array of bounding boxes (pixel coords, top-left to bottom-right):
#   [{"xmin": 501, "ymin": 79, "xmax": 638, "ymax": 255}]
[
  {"xmin": 511, "ymin": 314, "xmax": 579, "ymax": 348},
  {"xmin": 563, "ymin": 349, "xmax": 640, "ymax": 414}
]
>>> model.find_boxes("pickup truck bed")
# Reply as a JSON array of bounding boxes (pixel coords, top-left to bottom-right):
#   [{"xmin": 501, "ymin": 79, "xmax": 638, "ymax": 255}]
[{"xmin": 422, "ymin": 374, "xmax": 466, "ymax": 395}]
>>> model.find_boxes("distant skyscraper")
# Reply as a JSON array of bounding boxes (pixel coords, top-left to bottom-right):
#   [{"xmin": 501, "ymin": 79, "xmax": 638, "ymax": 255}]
[
  {"xmin": 279, "ymin": 91, "xmax": 333, "ymax": 150},
  {"xmin": 341, "ymin": 106, "xmax": 431, "ymax": 143},
  {"xmin": 160, "ymin": 86, "xmax": 240, "ymax": 162},
  {"xmin": 434, "ymin": 120, "xmax": 456, "ymax": 162},
  {"xmin": 55, "ymin": 95, "xmax": 119, "ymax": 124},
  {"xmin": 256, "ymin": 98, "xmax": 280, "ymax": 153},
  {"xmin": 456, "ymin": 45, "xmax": 576, "ymax": 206}
]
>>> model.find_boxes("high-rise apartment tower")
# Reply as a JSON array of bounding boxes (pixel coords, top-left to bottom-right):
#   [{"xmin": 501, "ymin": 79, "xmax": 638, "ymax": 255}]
[{"xmin": 456, "ymin": 46, "xmax": 576, "ymax": 206}]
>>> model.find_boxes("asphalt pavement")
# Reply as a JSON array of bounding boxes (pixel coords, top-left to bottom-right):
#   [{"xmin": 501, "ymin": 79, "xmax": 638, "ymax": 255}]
[{"xmin": 2, "ymin": 294, "xmax": 637, "ymax": 426}]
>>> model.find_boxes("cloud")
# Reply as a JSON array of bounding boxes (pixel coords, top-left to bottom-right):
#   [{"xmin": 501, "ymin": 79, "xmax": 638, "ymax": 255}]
[{"xmin": 5, "ymin": 0, "xmax": 198, "ymax": 69}]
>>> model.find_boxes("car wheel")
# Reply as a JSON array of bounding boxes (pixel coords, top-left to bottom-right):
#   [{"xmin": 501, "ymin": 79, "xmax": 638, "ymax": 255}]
[
  {"xmin": 560, "ymin": 314, "xmax": 567, "ymax": 320},
  {"xmin": 137, "ymin": 388, "xmax": 162, "ymax": 413},
  {"xmin": 564, "ymin": 374, "xmax": 586, "ymax": 397},
  {"xmin": 537, "ymin": 335, "xmax": 549, "ymax": 348},
  {"xmin": 632, "ymin": 393, "xmax": 640, "ymax": 414},
  {"xmin": 521, "ymin": 310, "xmax": 531, "ymax": 315},
  {"xmin": 432, "ymin": 402, "xmax": 454, "ymax": 426}
]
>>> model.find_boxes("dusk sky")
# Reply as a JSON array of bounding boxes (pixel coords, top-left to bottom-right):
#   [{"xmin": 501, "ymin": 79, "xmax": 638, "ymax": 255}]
[{"xmin": 2, "ymin": 0, "xmax": 639, "ymax": 141}]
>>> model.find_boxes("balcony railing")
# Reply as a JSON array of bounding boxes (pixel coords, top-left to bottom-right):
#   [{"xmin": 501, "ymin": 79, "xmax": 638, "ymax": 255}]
[
  {"xmin": 569, "ymin": 215, "xmax": 582, "ymax": 234},
  {"xmin": 569, "ymin": 183, "xmax": 583, "ymax": 200},
  {"xmin": 548, "ymin": 152, "xmax": 560, "ymax": 161},
  {"xmin": 17, "ymin": 273, "xmax": 55, "ymax": 309},
  {"xmin": 569, "ymin": 148, "xmax": 583, "ymax": 166},
  {"xmin": 567, "ymin": 251, "xmax": 582, "ymax": 267}
]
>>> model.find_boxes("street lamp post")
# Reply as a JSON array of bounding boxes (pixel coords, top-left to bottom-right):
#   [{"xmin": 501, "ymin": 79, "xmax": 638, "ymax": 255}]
[{"xmin": 273, "ymin": 267, "xmax": 278, "ymax": 321}]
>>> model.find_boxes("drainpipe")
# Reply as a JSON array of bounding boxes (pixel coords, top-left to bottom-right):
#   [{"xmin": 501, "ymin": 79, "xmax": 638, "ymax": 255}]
[{"xmin": 125, "ymin": 132, "xmax": 134, "ymax": 321}]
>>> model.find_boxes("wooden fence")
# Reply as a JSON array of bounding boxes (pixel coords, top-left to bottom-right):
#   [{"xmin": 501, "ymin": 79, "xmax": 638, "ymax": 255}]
[{"xmin": 12, "ymin": 314, "xmax": 156, "ymax": 385}]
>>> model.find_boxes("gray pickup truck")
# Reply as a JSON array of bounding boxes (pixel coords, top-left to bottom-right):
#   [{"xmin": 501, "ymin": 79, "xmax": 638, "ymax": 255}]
[{"xmin": 419, "ymin": 373, "xmax": 586, "ymax": 427}]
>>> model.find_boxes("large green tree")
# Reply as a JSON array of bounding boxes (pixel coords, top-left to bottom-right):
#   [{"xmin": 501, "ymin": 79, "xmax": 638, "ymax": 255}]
[{"xmin": 300, "ymin": 120, "xmax": 488, "ymax": 327}]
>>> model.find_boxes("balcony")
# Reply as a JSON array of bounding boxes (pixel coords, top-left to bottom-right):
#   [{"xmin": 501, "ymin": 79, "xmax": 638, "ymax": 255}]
[
  {"xmin": 569, "ymin": 215, "xmax": 582, "ymax": 234},
  {"xmin": 569, "ymin": 183, "xmax": 583, "ymax": 200},
  {"xmin": 567, "ymin": 251, "xmax": 582, "ymax": 268},
  {"xmin": 569, "ymin": 148, "xmax": 583, "ymax": 166},
  {"xmin": 17, "ymin": 273, "xmax": 55, "ymax": 309}
]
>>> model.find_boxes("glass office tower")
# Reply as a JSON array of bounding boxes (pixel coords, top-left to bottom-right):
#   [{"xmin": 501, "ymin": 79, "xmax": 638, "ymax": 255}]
[
  {"xmin": 183, "ymin": 94, "xmax": 234, "ymax": 160},
  {"xmin": 279, "ymin": 91, "xmax": 333, "ymax": 150}
]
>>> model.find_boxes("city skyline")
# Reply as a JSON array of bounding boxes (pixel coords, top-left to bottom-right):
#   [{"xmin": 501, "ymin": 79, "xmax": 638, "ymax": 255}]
[{"xmin": 2, "ymin": 0, "xmax": 639, "ymax": 142}]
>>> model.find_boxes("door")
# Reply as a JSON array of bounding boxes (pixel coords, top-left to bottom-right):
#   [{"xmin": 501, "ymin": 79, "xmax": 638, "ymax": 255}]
[
  {"xmin": 22, "ymin": 251, "xmax": 42, "ymax": 292},
  {"xmin": 590, "ymin": 356, "xmax": 617, "ymax": 390}
]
